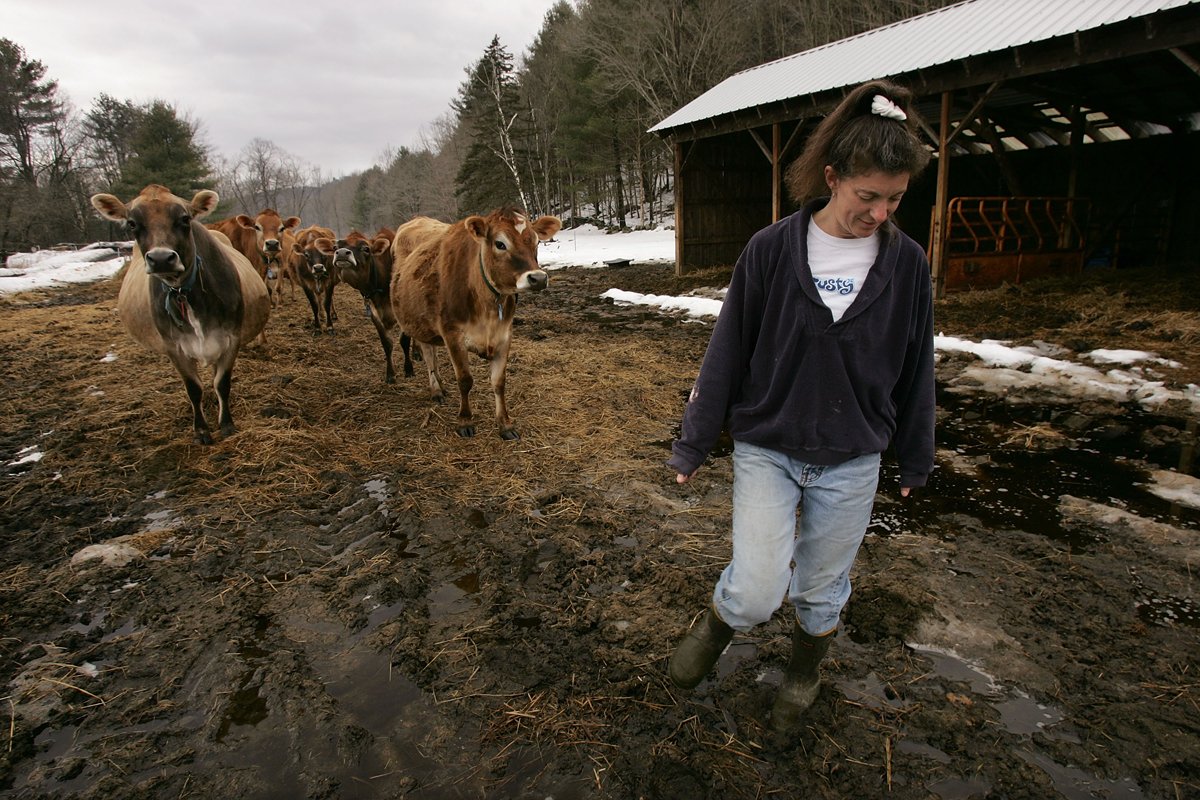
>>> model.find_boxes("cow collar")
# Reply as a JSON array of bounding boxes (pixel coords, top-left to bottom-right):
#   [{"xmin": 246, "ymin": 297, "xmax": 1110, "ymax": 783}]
[
  {"xmin": 478, "ymin": 248, "xmax": 511, "ymax": 320},
  {"xmin": 164, "ymin": 253, "xmax": 202, "ymax": 328}
]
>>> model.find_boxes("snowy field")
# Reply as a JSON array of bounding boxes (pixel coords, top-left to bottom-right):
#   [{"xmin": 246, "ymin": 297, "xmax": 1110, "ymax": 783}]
[{"xmin": 5, "ymin": 225, "xmax": 1199, "ymax": 508}]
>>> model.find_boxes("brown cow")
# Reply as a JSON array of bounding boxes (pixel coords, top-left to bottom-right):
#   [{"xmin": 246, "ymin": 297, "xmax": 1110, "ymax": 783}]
[
  {"xmin": 315, "ymin": 229, "xmax": 411, "ymax": 381},
  {"xmin": 90, "ymin": 184, "xmax": 270, "ymax": 444},
  {"xmin": 390, "ymin": 208, "xmax": 561, "ymax": 439},
  {"xmin": 289, "ymin": 224, "xmax": 338, "ymax": 332},
  {"xmin": 208, "ymin": 208, "xmax": 300, "ymax": 302}
]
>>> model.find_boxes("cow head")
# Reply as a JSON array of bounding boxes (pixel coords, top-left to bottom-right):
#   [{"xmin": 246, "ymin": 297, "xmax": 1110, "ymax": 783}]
[
  {"xmin": 293, "ymin": 241, "xmax": 331, "ymax": 291},
  {"xmin": 321, "ymin": 231, "xmax": 390, "ymax": 285},
  {"xmin": 91, "ymin": 184, "xmax": 218, "ymax": 285},
  {"xmin": 466, "ymin": 208, "xmax": 561, "ymax": 294},
  {"xmin": 236, "ymin": 208, "xmax": 300, "ymax": 264}
]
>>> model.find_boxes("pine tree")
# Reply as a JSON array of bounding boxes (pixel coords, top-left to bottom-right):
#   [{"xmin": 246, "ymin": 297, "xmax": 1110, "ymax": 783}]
[
  {"xmin": 453, "ymin": 36, "xmax": 530, "ymax": 214},
  {"xmin": 83, "ymin": 93, "xmax": 143, "ymax": 188},
  {"xmin": 115, "ymin": 100, "xmax": 211, "ymax": 199},
  {"xmin": 0, "ymin": 38, "xmax": 62, "ymax": 184}
]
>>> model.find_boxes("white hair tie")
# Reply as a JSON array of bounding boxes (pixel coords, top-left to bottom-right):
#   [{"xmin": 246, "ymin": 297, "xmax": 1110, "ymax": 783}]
[{"xmin": 871, "ymin": 94, "xmax": 907, "ymax": 121}]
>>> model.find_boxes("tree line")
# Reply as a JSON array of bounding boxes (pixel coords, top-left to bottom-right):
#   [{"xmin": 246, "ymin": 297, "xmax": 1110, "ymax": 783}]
[{"xmin": 0, "ymin": 0, "xmax": 951, "ymax": 256}]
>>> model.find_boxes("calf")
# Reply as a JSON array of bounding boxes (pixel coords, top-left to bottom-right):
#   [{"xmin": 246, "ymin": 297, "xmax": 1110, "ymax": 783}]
[
  {"xmin": 91, "ymin": 184, "xmax": 270, "ymax": 444},
  {"xmin": 315, "ymin": 230, "xmax": 411, "ymax": 382},
  {"xmin": 390, "ymin": 208, "xmax": 561, "ymax": 439},
  {"xmin": 290, "ymin": 224, "xmax": 338, "ymax": 333}
]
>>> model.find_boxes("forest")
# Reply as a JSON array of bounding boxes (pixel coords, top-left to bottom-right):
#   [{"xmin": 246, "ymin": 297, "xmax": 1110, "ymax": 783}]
[{"xmin": 0, "ymin": 0, "xmax": 953, "ymax": 255}]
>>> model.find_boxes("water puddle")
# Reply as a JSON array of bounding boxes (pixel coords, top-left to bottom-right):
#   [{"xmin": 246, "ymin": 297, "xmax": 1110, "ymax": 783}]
[
  {"xmin": 906, "ymin": 643, "xmax": 1083, "ymax": 742},
  {"xmin": 875, "ymin": 393, "xmax": 1200, "ymax": 550},
  {"xmin": 1017, "ymin": 749, "xmax": 1145, "ymax": 799}
]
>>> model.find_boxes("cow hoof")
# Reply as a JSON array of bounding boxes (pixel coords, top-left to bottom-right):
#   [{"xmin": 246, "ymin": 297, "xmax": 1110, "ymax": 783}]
[
  {"xmin": 195, "ymin": 431, "xmax": 214, "ymax": 445},
  {"xmin": 500, "ymin": 428, "xmax": 521, "ymax": 441},
  {"xmin": 457, "ymin": 425, "xmax": 476, "ymax": 438}
]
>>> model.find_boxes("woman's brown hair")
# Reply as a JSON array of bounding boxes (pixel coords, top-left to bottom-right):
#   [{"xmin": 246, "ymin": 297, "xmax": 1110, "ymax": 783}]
[{"xmin": 784, "ymin": 80, "xmax": 931, "ymax": 205}]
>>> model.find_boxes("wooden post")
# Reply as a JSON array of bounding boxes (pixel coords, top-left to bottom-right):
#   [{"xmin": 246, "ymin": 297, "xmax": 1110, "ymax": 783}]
[
  {"xmin": 929, "ymin": 91, "xmax": 952, "ymax": 299},
  {"xmin": 1065, "ymin": 105, "xmax": 1084, "ymax": 249},
  {"xmin": 674, "ymin": 140, "xmax": 685, "ymax": 277},
  {"xmin": 772, "ymin": 123, "xmax": 782, "ymax": 222}
]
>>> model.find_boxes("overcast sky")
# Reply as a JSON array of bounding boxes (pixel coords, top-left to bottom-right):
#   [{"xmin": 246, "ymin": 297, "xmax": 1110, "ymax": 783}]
[{"xmin": 5, "ymin": 0, "xmax": 563, "ymax": 178}]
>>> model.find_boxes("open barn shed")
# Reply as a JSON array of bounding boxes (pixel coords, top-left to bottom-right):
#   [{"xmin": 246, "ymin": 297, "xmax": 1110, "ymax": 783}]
[{"xmin": 649, "ymin": 0, "xmax": 1200, "ymax": 293}]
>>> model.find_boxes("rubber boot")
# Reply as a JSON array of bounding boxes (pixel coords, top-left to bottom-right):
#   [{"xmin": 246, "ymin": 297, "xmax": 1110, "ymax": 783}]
[
  {"xmin": 770, "ymin": 621, "xmax": 834, "ymax": 732},
  {"xmin": 668, "ymin": 607, "xmax": 734, "ymax": 689}
]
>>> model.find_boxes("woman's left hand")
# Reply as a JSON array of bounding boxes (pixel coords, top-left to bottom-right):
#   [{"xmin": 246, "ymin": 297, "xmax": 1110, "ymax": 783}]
[{"xmin": 900, "ymin": 487, "xmax": 914, "ymax": 498}]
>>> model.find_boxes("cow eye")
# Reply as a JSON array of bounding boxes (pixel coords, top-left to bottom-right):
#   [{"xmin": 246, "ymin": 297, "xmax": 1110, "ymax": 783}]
[
  {"xmin": 125, "ymin": 219, "xmax": 138, "ymax": 233},
  {"xmin": 495, "ymin": 240, "xmax": 507, "ymax": 251},
  {"xmin": 178, "ymin": 214, "xmax": 191, "ymax": 228}
]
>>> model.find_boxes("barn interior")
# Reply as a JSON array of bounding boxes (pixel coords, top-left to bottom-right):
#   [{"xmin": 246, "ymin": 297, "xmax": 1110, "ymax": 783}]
[{"xmin": 651, "ymin": 0, "xmax": 1200, "ymax": 293}]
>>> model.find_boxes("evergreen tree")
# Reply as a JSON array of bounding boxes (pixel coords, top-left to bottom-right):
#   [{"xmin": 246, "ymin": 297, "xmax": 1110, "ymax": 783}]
[
  {"xmin": 453, "ymin": 36, "xmax": 530, "ymax": 214},
  {"xmin": 115, "ymin": 100, "xmax": 211, "ymax": 198},
  {"xmin": 350, "ymin": 170, "xmax": 376, "ymax": 232},
  {"xmin": 0, "ymin": 38, "xmax": 62, "ymax": 184},
  {"xmin": 83, "ymin": 94, "xmax": 144, "ymax": 188}
]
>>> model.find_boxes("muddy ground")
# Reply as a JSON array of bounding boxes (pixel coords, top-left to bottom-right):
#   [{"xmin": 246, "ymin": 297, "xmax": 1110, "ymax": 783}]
[{"xmin": 1, "ymin": 258, "xmax": 1198, "ymax": 800}]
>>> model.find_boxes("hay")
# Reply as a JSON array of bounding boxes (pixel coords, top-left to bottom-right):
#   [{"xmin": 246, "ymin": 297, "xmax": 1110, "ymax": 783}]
[{"xmin": 0, "ymin": 273, "xmax": 699, "ymax": 533}]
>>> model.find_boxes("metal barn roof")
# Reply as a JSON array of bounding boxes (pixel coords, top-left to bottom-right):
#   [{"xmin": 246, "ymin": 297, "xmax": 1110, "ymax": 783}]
[{"xmin": 650, "ymin": 0, "xmax": 1198, "ymax": 134}]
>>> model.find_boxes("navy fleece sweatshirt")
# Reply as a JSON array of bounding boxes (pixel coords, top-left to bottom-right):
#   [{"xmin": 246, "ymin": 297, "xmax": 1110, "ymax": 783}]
[{"xmin": 668, "ymin": 199, "xmax": 936, "ymax": 487}]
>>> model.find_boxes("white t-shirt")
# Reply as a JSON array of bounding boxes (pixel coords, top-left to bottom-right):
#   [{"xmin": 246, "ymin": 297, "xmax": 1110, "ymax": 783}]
[{"xmin": 807, "ymin": 223, "xmax": 879, "ymax": 322}]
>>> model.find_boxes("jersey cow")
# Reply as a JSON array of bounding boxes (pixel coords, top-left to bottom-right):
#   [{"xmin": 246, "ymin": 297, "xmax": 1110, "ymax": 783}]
[
  {"xmin": 289, "ymin": 224, "xmax": 338, "ymax": 333},
  {"xmin": 390, "ymin": 208, "xmax": 561, "ymax": 440},
  {"xmin": 208, "ymin": 208, "xmax": 300, "ymax": 308},
  {"xmin": 315, "ymin": 229, "xmax": 411, "ymax": 382},
  {"xmin": 91, "ymin": 184, "xmax": 270, "ymax": 444}
]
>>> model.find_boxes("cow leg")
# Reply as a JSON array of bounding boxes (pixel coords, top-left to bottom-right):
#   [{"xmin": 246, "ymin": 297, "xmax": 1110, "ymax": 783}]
[
  {"xmin": 367, "ymin": 303, "xmax": 395, "ymax": 384},
  {"xmin": 212, "ymin": 352, "xmax": 239, "ymax": 438},
  {"xmin": 444, "ymin": 339, "xmax": 476, "ymax": 437},
  {"xmin": 302, "ymin": 286, "xmax": 322, "ymax": 333},
  {"xmin": 419, "ymin": 342, "xmax": 445, "ymax": 404},
  {"xmin": 324, "ymin": 289, "xmax": 337, "ymax": 334},
  {"xmin": 489, "ymin": 337, "xmax": 518, "ymax": 440},
  {"xmin": 400, "ymin": 333, "xmax": 414, "ymax": 378},
  {"xmin": 167, "ymin": 353, "xmax": 212, "ymax": 444}
]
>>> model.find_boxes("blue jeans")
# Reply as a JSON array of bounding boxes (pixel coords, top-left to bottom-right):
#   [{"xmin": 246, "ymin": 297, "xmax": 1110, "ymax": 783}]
[{"xmin": 712, "ymin": 441, "xmax": 881, "ymax": 636}]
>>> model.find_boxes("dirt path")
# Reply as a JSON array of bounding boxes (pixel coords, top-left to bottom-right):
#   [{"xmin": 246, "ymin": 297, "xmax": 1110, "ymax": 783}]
[{"xmin": 1, "ymin": 263, "xmax": 1197, "ymax": 799}]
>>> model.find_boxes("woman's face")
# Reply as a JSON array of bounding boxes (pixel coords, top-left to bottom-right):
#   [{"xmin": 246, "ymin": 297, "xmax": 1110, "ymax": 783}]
[{"xmin": 821, "ymin": 166, "xmax": 911, "ymax": 239}]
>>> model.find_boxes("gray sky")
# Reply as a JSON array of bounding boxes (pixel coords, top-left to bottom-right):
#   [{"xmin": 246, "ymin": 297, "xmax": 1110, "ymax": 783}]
[{"xmin": 5, "ymin": 0, "xmax": 562, "ymax": 177}]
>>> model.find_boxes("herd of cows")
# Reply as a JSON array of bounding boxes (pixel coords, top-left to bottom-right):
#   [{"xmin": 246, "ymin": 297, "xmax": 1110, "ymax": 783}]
[{"xmin": 88, "ymin": 184, "xmax": 562, "ymax": 444}]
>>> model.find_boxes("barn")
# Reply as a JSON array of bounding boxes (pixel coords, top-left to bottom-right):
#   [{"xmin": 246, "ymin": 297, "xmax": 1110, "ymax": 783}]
[{"xmin": 649, "ymin": 0, "xmax": 1200, "ymax": 293}]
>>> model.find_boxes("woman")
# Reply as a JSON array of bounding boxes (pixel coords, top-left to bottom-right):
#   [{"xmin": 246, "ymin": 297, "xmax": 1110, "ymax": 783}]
[{"xmin": 665, "ymin": 79, "xmax": 935, "ymax": 733}]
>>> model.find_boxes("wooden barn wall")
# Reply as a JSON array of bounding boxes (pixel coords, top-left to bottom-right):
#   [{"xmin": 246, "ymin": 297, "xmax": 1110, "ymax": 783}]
[{"xmin": 678, "ymin": 133, "xmax": 773, "ymax": 273}]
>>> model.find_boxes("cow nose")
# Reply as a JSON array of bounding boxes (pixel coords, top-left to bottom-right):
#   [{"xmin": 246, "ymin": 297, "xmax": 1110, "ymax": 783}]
[
  {"xmin": 524, "ymin": 270, "xmax": 549, "ymax": 292},
  {"xmin": 264, "ymin": 239, "xmax": 280, "ymax": 251},
  {"xmin": 144, "ymin": 248, "xmax": 179, "ymax": 273}
]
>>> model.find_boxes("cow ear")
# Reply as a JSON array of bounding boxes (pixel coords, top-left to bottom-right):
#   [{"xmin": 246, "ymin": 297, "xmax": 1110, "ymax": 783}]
[
  {"xmin": 284, "ymin": 216, "xmax": 300, "ymax": 230},
  {"xmin": 313, "ymin": 237, "xmax": 335, "ymax": 255},
  {"xmin": 371, "ymin": 237, "xmax": 390, "ymax": 255},
  {"xmin": 465, "ymin": 216, "xmax": 488, "ymax": 240},
  {"xmin": 531, "ymin": 215, "xmax": 562, "ymax": 242},
  {"xmin": 91, "ymin": 193, "xmax": 128, "ymax": 222},
  {"xmin": 189, "ymin": 190, "xmax": 219, "ymax": 219},
  {"xmin": 235, "ymin": 214, "xmax": 256, "ymax": 229}
]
